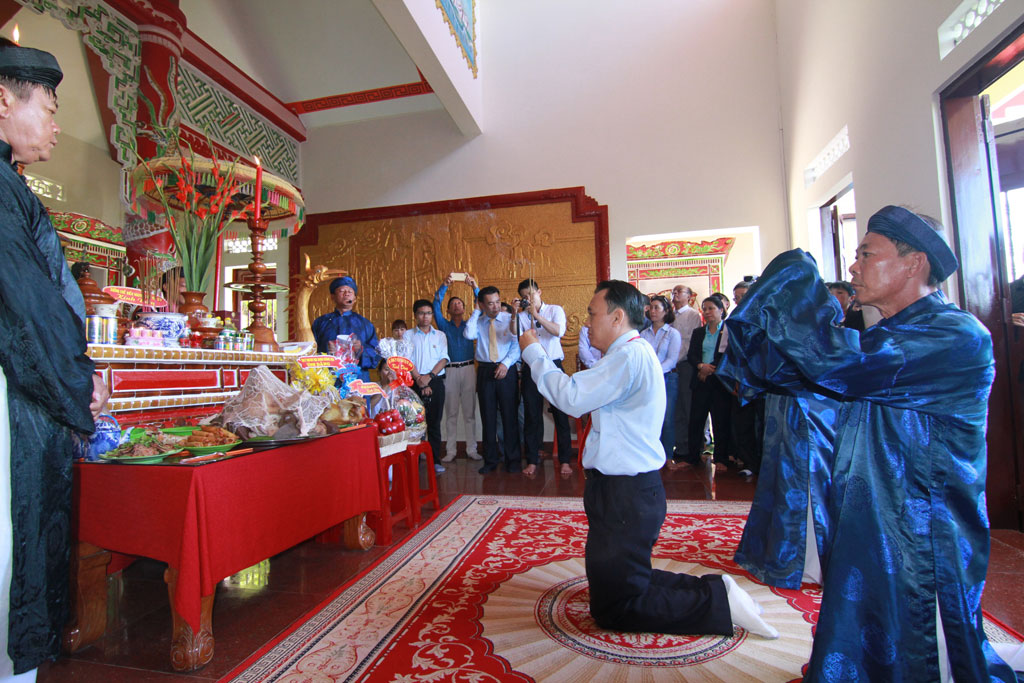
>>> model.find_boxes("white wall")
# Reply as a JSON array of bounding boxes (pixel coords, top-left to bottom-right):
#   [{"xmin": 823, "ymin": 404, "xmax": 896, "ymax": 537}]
[
  {"xmin": 776, "ymin": 0, "xmax": 1024, "ymax": 256},
  {"xmin": 301, "ymin": 0, "xmax": 790, "ymax": 280},
  {"xmin": 373, "ymin": 0, "xmax": 482, "ymax": 135},
  {"xmin": 4, "ymin": 8, "xmax": 123, "ymax": 227}
]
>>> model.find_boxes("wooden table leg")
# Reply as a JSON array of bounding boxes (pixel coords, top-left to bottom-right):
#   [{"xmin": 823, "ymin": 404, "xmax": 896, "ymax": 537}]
[
  {"xmin": 63, "ymin": 541, "xmax": 111, "ymax": 653},
  {"xmin": 342, "ymin": 513, "xmax": 376, "ymax": 550},
  {"xmin": 164, "ymin": 567, "xmax": 214, "ymax": 671}
]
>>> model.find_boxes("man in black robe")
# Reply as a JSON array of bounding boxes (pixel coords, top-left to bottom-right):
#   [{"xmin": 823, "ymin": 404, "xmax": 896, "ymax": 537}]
[{"xmin": 0, "ymin": 37, "xmax": 108, "ymax": 675}]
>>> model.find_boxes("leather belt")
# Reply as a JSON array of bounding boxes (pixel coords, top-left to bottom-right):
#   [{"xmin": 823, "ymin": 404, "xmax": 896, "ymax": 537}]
[{"xmin": 448, "ymin": 360, "xmax": 474, "ymax": 368}]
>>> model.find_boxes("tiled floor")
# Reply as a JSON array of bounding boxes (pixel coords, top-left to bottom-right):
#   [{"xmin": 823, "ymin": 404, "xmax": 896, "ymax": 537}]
[{"xmin": 39, "ymin": 452, "xmax": 1024, "ymax": 681}]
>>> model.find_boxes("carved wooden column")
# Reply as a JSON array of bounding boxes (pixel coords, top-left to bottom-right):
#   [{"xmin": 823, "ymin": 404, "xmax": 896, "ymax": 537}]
[
  {"xmin": 120, "ymin": 2, "xmax": 188, "ymax": 287},
  {"xmin": 134, "ymin": 0, "xmax": 185, "ymax": 156}
]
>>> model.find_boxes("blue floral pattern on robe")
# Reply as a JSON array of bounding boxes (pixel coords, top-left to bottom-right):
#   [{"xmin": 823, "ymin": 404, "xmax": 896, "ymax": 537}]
[
  {"xmin": 717, "ymin": 249, "xmax": 1016, "ymax": 683},
  {"xmin": 732, "ymin": 391, "xmax": 837, "ymax": 589}
]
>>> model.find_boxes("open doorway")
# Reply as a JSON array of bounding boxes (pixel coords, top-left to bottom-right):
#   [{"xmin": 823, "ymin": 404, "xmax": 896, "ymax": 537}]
[
  {"xmin": 818, "ymin": 186, "xmax": 858, "ymax": 283},
  {"xmin": 941, "ymin": 22, "xmax": 1024, "ymax": 529}
]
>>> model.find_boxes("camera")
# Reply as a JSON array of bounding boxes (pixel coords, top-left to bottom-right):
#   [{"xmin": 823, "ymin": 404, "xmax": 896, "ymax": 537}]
[{"xmin": 519, "ymin": 298, "xmax": 531, "ymax": 310}]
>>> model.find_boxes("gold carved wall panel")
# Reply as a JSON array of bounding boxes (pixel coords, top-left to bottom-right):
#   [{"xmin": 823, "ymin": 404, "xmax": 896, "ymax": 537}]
[{"xmin": 291, "ymin": 189, "xmax": 610, "ymax": 373}]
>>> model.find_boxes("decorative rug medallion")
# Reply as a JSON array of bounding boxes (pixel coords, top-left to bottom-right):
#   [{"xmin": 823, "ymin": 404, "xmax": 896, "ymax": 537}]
[{"xmin": 222, "ymin": 496, "xmax": 1021, "ymax": 683}]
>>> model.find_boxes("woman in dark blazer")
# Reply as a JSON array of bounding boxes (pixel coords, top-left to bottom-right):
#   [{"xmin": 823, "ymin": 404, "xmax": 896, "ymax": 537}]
[{"xmin": 685, "ymin": 296, "xmax": 733, "ymax": 469}]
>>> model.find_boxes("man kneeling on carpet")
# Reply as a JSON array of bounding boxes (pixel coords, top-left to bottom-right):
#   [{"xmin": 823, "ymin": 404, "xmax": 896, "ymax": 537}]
[{"xmin": 518, "ymin": 280, "xmax": 777, "ymax": 639}]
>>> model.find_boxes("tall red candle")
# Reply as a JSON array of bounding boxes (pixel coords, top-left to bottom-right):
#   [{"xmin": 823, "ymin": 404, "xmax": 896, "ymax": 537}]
[{"xmin": 253, "ymin": 156, "xmax": 263, "ymax": 221}]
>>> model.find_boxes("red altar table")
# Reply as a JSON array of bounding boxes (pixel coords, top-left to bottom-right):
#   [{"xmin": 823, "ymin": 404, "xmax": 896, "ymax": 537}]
[{"xmin": 67, "ymin": 426, "xmax": 381, "ymax": 671}]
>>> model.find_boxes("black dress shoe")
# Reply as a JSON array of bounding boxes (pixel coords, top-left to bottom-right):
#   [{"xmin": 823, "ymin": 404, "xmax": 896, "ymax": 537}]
[
  {"xmin": 506, "ymin": 465, "xmax": 522, "ymax": 473},
  {"xmin": 478, "ymin": 464, "xmax": 497, "ymax": 474}
]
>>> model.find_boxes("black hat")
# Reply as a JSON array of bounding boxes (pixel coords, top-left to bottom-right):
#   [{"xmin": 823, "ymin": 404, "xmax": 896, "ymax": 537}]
[
  {"xmin": 866, "ymin": 206, "xmax": 958, "ymax": 283},
  {"xmin": 0, "ymin": 39, "xmax": 62, "ymax": 91}
]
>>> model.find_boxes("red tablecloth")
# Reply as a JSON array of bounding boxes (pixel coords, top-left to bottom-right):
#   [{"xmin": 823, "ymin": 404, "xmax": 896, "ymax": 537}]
[{"xmin": 72, "ymin": 426, "xmax": 381, "ymax": 634}]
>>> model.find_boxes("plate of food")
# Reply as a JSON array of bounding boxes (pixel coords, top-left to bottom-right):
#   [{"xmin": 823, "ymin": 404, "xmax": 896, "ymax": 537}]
[
  {"xmin": 241, "ymin": 434, "xmax": 316, "ymax": 447},
  {"xmin": 100, "ymin": 441, "xmax": 183, "ymax": 463},
  {"xmin": 182, "ymin": 425, "xmax": 243, "ymax": 455}
]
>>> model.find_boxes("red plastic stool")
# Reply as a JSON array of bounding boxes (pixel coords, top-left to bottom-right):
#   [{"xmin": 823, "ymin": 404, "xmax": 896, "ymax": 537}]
[
  {"xmin": 405, "ymin": 442, "xmax": 440, "ymax": 526},
  {"xmin": 369, "ymin": 450, "xmax": 415, "ymax": 545}
]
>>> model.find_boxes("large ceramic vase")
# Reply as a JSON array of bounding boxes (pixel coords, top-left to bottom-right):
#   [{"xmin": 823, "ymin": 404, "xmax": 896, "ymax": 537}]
[{"xmin": 179, "ymin": 291, "xmax": 210, "ymax": 330}]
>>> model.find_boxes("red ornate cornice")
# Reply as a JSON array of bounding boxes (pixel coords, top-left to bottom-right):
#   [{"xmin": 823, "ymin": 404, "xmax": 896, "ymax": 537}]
[
  {"xmin": 291, "ymin": 187, "xmax": 610, "ymax": 288},
  {"xmin": 286, "ymin": 74, "xmax": 434, "ymax": 115},
  {"xmin": 102, "ymin": 0, "xmax": 306, "ymax": 143}
]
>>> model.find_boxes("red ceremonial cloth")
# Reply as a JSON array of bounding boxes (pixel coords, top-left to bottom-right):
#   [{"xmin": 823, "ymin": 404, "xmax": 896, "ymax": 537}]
[{"xmin": 72, "ymin": 426, "xmax": 381, "ymax": 634}]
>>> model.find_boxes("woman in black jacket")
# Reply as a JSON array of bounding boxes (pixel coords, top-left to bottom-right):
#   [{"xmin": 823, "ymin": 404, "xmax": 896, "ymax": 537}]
[{"xmin": 684, "ymin": 296, "xmax": 733, "ymax": 469}]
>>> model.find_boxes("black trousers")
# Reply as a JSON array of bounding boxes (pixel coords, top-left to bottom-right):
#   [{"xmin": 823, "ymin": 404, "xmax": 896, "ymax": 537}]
[
  {"xmin": 477, "ymin": 362, "xmax": 520, "ymax": 469},
  {"xmin": 673, "ymin": 360, "xmax": 695, "ymax": 456},
  {"xmin": 583, "ymin": 469, "xmax": 731, "ymax": 635},
  {"xmin": 687, "ymin": 378, "xmax": 734, "ymax": 464},
  {"xmin": 413, "ymin": 374, "xmax": 445, "ymax": 464},
  {"xmin": 521, "ymin": 360, "xmax": 572, "ymax": 464},
  {"xmin": 731, "ymin": 395, "xmax": 764, "ymax": 473}
]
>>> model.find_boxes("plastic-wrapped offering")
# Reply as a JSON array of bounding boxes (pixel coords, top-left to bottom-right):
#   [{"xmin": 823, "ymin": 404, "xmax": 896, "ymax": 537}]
[
  {"xmin": 386, "ymin": 385, "xmax": 426, "ymax": 440},
  {"xmin": 331, "ymin": 334, "xmax": 359, "ymax": 366},
  {"xmin": 378, "ymin": 337, "xmax": 412, "ymax": 362},
  {"xmin": 220, "ymin": 365, "xmax": 331, "ymax": 437}
]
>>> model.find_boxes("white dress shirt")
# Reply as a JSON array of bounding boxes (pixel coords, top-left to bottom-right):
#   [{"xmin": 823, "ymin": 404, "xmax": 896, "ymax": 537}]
[
  {"xmin": 672, "ymin": 306, "xmax": 703, "ymax": 361},
  {"xmin": 517, "ymin": 302, "xmax": 566, "ymax": 361},
  {"xmin": 577, "ymin": 325, "xmax": 603, "ymax": 368},
  {"xmin": 640, "ymin": 324, "xmax": 682, "ymax": 374},
  {"xmin": 403, "ymin": 327, "xmax": 450, "ymax": 376},
  {"xmin": 464, "ymin": 310, "xmax": 521, "ymax": 366},
  {"xmin": 522, "ymin": 329, "xmax": 666, "ymax": 476}
]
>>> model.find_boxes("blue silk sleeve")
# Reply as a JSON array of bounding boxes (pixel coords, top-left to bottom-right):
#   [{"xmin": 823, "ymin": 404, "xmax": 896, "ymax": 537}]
[
  {"xmin": 359, "ymin": 317, "xmax": 380, "ymax": 370},
  {"xmin": 718, "ymin": 249, "xmax": 992, "ymax": 420}
]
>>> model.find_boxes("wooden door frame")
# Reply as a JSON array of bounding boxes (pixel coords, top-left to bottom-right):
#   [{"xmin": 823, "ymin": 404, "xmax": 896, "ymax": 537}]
[{"xmin": 941, "ymin": 21, "xmax": 1024, "ymax": 529}]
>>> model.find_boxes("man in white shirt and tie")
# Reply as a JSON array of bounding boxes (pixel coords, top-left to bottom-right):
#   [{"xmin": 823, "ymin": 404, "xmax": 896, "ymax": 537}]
[
  {"xmin": 464, "ymin": 286, "xmax": 521, "ymax": 474},
  {"xmin": 671, "ymin": 284, "xmax": 703, "ymax": 462},
  {"xmin": 513, "ymin": 278, "xmax": 572, "ymax": 476},
  {"xmin": 404, "ymin": 299, "xmax": 450, "ymax": 473},
  {"xmin": 518, "ymin": 280, "xmax": 776, "ymax": 639}
]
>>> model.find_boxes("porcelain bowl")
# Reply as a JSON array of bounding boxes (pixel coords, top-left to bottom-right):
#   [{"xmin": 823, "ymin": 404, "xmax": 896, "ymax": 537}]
[{"xmin": 136, "ymin": 312, "xmax": 189, "ymax": 342}]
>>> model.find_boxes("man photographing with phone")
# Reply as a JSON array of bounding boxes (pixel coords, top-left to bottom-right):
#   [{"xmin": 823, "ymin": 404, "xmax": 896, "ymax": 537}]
[
  {"xmin": 513, "ymin": 278, "xmax": 572, "ymax": 476},
  {"xmin": 433, "ymin": 273, "xmax": 481, "ymax": 463}
]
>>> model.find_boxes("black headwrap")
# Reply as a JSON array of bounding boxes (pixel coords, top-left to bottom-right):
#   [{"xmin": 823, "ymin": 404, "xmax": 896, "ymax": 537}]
[
  {"xmin": 0, "ymin": 41, "xmax": 62, "ymax": 91},
  {"xmin": 866, "ymin": 205, "xmax": 959, "ymax": 283}
]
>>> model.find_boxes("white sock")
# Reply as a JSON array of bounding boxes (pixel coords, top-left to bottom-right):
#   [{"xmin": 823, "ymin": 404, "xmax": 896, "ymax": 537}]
[
  {"xmin": 722, "ymin": 574, "xmax": 778, "ymax": 639},
  {"xmin": 992, "ymin": 641, "xmax": 1024, "ymax": 672}
]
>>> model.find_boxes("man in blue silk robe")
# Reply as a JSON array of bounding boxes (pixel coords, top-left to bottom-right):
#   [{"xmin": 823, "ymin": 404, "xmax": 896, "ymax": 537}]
[
  {"xmin": 718, "ymin": 206, "xmax": 1017, "ymax": 682},
  {"xmin": 311, "ymin": 276, "xmax": 379, "ymax": 381}
]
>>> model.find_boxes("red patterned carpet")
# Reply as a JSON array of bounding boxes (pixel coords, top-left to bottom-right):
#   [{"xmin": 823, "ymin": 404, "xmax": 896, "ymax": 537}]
[{"xmin": 221, "ymin": 496, "xmax": 1021, "ymax": 682}]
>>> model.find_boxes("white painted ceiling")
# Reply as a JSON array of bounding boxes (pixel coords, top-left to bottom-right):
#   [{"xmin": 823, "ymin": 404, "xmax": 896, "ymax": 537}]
[{"xmin": 179, "ymin": 0, "xmax": 444, "ymax": 130}]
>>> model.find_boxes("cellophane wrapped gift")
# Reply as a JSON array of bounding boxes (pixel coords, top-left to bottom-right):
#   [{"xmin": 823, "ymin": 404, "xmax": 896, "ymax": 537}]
[
  {"xmin": 219, "ymin": 365, "xmax": 331, "ymax": 438},
  {"xmin": 386, "ymin": 385, "xmax": 426, "ymax": 441},
  {"xmin": 377, "ymin": 337, "xmax": 412, "ymax": 363}
]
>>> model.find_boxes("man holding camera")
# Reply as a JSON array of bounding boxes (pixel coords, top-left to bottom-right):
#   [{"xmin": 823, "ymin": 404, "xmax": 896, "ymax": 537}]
[{"xmin": 514, "ymin": 279, "xmax": 572, "ymax": 476}]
